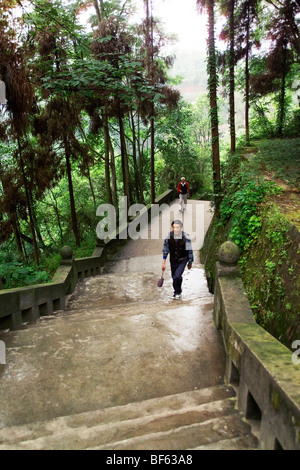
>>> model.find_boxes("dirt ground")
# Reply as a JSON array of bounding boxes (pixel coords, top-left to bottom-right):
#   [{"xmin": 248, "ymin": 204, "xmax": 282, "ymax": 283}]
[{"xmin": 262, "ymin": 170, "xmax": 300, "ymax": 229}]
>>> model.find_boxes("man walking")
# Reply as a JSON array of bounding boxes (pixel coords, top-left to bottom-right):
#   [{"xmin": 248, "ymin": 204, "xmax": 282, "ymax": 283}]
[
  {"xmin": 161, "ymin": 220, "xmax": 193, "ymax": 299},
  {"xmin": 177, "ymin": 177, "xmax": 190, "ymax": 212}
]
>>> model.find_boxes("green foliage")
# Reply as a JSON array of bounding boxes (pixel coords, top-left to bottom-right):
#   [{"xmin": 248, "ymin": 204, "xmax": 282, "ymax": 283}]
[
  {"xmin": 240, "ymin": 202, "xmax": 298, "ymax": 345},
  {"xmin": 249, "ymin": 91, "xmax": 300, "ymax": 140},
  {"xmin": 247, "ymin": 60, "xmax": 300, "ymax": 139},
  {"xmin": 0, "ymin": 261, "xmax": 51, "ymax": 289},
  {"xmin": 1, "ymin": 0, "xmax": 299, "ymax": 294},
  {"xmin": 201, "ymin": 138, "xmax": 300, "ymax": 347},
  {"xmin": 218, "ymin": 158, "xmax": 281, "ymax": 250},
  {"xmin": 255, "ymin": 138, "xmax": 300, "ymax": 186},
  {"xmin": 155, "ymin": 97, "xmax": 213, "ymax": 196},
  {"xmin": 284, "ymin": 109, "xmax": 300, "ymax": 138},
  {"xmin": 249, "ymin": 98, "xmax": 277, "ymax": 139}
]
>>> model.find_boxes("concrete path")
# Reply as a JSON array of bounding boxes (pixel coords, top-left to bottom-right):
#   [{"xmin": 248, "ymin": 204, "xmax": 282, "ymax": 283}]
[{"xmin": 0, "ymin": 199, "xmax": 257, "ymax": 449}]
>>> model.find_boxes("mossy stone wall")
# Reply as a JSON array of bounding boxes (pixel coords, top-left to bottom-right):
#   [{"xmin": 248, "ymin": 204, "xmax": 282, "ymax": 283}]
[{"xmin": 201, "ymin": 203, "xmax": 300, "ymax": 349}]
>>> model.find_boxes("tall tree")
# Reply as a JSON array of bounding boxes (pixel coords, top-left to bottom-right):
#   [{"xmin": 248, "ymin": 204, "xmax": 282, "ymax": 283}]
[
  {"xmin": 250, "ymin": 0, "xmax": 299, "ymax": 136},
  {"xmin": 91, "ymin": 0, "xmax": 114, "ymax": 207},
  {"xmin": 197, "ymin": 0, "xmax": 221, "ymax": 210},
  {"xmin": 144, "ymin": 0, "xmax": 155, "ymax": 203},
  {"xmin": 267, "ymin": 0, "xmax": 300, "ymax": 135},
  {"xmin": 91, "ymin": 3, "xmax": 137, "ymax": 209},
  {"xmin": 219, "ymin": 0, "xmax": 236, "ymax": 153},
  {"xmin": 0, "ymin": 0, "xmax": 41, "ymax": 263},
  {"xmin": 228, "ymin": 0, "xmax": 236, "ymax": 153},
  {"xmin": 25, "ymin": 0, "xmax": 90, "ymax": 247},
  {"xmin": 235, "ymin": 0, "xmax": 260, "ymax": 145}
]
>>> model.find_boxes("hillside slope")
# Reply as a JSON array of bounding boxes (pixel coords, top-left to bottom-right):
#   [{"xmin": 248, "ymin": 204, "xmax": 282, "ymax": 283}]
[{"xmin": 201, "ymin": 139, "xmax": 300, "ymax": 349}]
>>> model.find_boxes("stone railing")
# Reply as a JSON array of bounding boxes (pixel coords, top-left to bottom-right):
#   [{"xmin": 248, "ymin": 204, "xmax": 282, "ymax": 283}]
[
  {"xmin": 214, "ymin": 240, "xmax": 300, "ymax": 450},
  {"xmin": 0, "ymin": 189, "xmax": 176, "ymax": 331}
]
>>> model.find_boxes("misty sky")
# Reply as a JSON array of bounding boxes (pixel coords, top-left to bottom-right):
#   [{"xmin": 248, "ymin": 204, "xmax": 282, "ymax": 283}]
[
  {"xmin": 135, "ymin": 0, "xmax": 208, "ymax": 52},
  {"xmin": 151, "ymin": 0, "xmax": 207, "ymax": 51}
]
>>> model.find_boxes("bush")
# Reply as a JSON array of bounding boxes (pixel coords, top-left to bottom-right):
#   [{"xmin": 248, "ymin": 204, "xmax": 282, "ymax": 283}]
[
  {"xmin": 218, "ymin": 160, "xmax": 281, "ymax": 251},
  {"xmin": 284, "ymin": 109, "xmax": 300, "ymax": 137},
  {"xmin": 0, "ymin": 261, "xmax": 51, "ymax": 289}
]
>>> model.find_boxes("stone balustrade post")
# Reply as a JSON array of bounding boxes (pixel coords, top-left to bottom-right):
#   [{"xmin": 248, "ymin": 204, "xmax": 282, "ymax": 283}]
[
  {"xmin": 60, "ymin": 246, "xmax": 74, "ymax": 266},
  {"xmin": 213, "ymin": 241, "xmax": 244, "ymax": 386},
  {"xmin": 216, "ymin": 240, "xmax": 241, "ymax": 277},
  {"xmin": 59, "ymin": 245, "xmax": 77, "ymax": 297},
  {"xmin": 213, "ymin": 240, "xmax": 241, "ymax": 331}
]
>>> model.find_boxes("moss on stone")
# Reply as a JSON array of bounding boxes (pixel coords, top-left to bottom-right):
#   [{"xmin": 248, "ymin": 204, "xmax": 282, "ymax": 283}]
[
  {"xmin": 271, "ymin": 388, "xmax": 281, "ymax": 411},
  {"xmin": 218, "ymin": 241, "xmax": 241, "ymax": 264}
]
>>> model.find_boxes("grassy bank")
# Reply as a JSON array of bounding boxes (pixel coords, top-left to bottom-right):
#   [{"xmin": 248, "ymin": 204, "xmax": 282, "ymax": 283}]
[{"xmin": 201, "ymin": 138, "xmax": 300, "ymax": 349}]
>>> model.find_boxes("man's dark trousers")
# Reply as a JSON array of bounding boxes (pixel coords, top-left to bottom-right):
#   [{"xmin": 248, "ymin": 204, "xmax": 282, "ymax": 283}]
[{"xmin": 171, "ymin": 258, "xmax": 188, "ymax": 295}]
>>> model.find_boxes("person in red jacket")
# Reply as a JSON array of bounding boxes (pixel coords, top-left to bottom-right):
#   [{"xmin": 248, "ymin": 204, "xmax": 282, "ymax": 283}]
[{"xmin": 177, "ymin": 177, "xmax": 190, "ymax": 212}]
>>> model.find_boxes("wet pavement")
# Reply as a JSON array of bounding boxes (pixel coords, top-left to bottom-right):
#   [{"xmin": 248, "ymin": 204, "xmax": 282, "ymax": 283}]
[{"xmin": 0, "ymin": 199, "xmax": 227, "ymax": 428}]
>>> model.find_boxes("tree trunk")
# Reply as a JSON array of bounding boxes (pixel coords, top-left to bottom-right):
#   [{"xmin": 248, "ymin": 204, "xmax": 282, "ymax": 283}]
[
  {"xmin": 130, "ymin": 111, "xmax": 143, "ymax": 203},
  {"xmin": 64, "ymin": 139, "xmax": 80, "ymax": 247},
  {"xmin": 229, "ymin": 0, "xmax": 236, "ymax": 153},
  {"xmin": 0, "ymin": 160, "xmax": 25, "ymax": 260},
  {"xmin": 93, "ymin": 0, "xmax": 102, "ymax": 22},
  {"xmin": 277, "ymin": 42, "xmax": 287, "ymax": 136},
  {"xmin": 29, "ymin": 191, "xmax": 46, "ymax": 250},
  {"xmin": 86, "ymin": 166, "xmax": 96, "ymax": 207},
  {"xmin": 44, "ymin": 219, "xmax": 59, "ymax": 249},
  {"xmin": 18, "ymin": 140, "xmax": 40, "ymax": 265},
  {"xmin": 137, "ymin": 115, "xmax": 145, "ymax": 202},
  {"xmin": 12, "ymin": 213, "xmax": 25, "ymax": 260},
  {"xmin": 118, "ymin": 112, "xmax": 133, "ymax": 208},
  {"xmin": 50, "ymin": 189, "xmax": 64, "ymax": 245},
  {"xmin": 150, "ymin": 11, "xmax": 155, "ymax": 204},
  {"xmin": 145, "ymin": 0, "xmax": 155, "ymax": 203},
  {"xmin": 207, "ymin": 0, "xmax": 221, "ymax": 210},
  {"xmin": 99, "ymin": 0, "xmax": 105, "ymax": 18},
  {"xmin": 150, "ymin": 111, "xmax": 155, "ymax": 203},
  {"xmin": 93, "ymin": 0, "xmax": 114, "ymax": 208},
  {"xmin": 245, "ymin": 1, "xmax": 250, "ymax": 146},
  {"xmin": 108, "ymin": 134, "xmax": 118, "ymax": 210},
  {"xmin": 102, "ymin": 111, "xmax": 113, "ymax": 205}
]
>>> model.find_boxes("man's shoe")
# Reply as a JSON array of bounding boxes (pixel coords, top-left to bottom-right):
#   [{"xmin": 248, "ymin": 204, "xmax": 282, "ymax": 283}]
[{"xmin": 173, "ymin": 293, "xmax": 182, "ymax": 300}]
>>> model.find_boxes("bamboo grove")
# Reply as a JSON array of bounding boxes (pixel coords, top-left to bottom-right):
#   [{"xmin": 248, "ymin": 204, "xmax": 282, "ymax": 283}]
[{"xmin": 0, "ymin": 0, "xmax": 299, "ymax": 287}]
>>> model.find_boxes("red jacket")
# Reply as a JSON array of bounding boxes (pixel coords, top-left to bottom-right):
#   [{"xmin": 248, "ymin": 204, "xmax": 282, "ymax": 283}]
[{"xmin": 177, "ymin": 181, "xmax": 190, "ymax": 195}]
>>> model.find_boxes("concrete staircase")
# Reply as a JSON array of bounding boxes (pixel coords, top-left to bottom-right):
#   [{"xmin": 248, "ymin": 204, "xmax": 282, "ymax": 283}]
[
  {"xmin": 0, "ymin": 261, "xmax": 258, "ymax": 450},
  {"xmin": 0, "ymin": 201, "xmax": 258, "ymax": 450},
  {"xmin": 0, "ymin": 384, "xmax": 257, "ymax": 450}
]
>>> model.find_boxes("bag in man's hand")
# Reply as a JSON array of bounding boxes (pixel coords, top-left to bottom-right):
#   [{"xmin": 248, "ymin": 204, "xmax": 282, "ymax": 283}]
[{"xmin": 157, "ymin": 272, "xmax": 164, "ymax": 287}]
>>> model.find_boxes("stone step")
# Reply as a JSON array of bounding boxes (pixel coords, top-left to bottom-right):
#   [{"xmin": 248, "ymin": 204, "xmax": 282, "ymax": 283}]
[
  {"xmin": 0, "ymin": 402, "xmax": 257, "ymax": 451},
  {"xmin": 87, "ymin": 414, "xmax": 257, "ymax": 450},
  {"xmin": 2, "ymin": 294, "xmax": 214, "ymax": 340},
  {"xmin": 0, "ymin": 204, "xmax": 257, "ymax": 451},
  {"xmin": 64, "ymin": 261, "xmax": 212, "ymax": 311},
  {"xmin": 0, "ymin": 285, "xmax": 225, "ymax": 430},
  {"xmin": 193, "ymin": 435, "xmax": 258, "ymax": 450},
  {"xmin": 0, "ymin": 385, "xmax": 236, "ymax": 449}
]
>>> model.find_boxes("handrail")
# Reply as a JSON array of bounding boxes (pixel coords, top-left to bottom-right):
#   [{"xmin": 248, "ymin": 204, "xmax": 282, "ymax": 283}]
[{"xmin": 214, "ymin": 241, "xmax": 300, "ymax": 450}]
